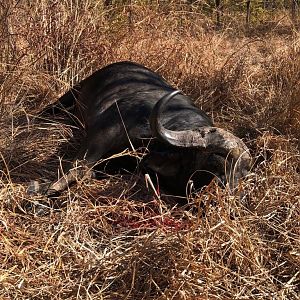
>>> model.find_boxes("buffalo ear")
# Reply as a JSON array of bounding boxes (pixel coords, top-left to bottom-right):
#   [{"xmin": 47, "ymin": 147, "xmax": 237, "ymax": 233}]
[{"xmin": 142, "ymin": 152, "xmax": 181, "ymax": 177}]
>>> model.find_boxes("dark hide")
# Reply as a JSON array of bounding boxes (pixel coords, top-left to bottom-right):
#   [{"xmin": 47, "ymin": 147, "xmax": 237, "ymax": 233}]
[{"xmin": 29, "ymin": 61, "xmax": 249, "ymax": 197}]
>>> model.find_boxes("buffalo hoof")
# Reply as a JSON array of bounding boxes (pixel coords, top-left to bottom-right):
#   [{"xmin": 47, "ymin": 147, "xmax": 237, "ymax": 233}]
[{"xmin": 27, "ymin": 180, "xmax": 52, "ymax": 195}]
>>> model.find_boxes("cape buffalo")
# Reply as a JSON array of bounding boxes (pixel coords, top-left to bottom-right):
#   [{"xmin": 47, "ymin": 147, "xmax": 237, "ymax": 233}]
[{"xmin": 29, "ymin": 61, "xmax": 251, "ymax": 196}]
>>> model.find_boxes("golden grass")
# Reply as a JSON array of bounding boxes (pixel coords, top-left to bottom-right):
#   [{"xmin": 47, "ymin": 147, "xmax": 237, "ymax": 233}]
[{"xmin": 0, "ymin": 1, "xmax": 299, "ymax": 299}]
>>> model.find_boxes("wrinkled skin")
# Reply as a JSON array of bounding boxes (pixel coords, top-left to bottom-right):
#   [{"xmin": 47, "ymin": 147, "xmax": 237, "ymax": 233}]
[{"xmin": 28, "ymin": 61, "xmax": 251, "ymax": 197}]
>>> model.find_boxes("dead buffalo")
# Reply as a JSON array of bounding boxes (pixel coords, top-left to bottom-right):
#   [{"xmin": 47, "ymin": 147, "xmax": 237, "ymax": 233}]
[{"xmin": 29, "ymin": 61, "xmax": 251, "ymax": 196}]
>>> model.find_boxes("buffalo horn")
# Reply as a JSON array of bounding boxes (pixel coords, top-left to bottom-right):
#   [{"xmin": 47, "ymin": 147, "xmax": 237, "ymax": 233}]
[{"xmin": 150, "ymin": 90, "xmax": 252, "ymax": 185}]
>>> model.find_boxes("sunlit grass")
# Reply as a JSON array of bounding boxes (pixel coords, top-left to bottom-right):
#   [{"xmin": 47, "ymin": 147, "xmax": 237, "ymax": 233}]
[{"xmin": 0, "ymin": 1, "xmax": 299, "ymax": 299}]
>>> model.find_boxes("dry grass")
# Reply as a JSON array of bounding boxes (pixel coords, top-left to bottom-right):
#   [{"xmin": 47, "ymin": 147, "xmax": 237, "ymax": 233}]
[{"xmin": 0, "ymin": 1, "xmax": 299, "ymax": 299}]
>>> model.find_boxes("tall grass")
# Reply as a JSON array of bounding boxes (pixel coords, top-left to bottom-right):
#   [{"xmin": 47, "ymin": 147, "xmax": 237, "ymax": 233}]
[{"xmin": 0, "ymin": 1, "xmax": 299, "ymax": 299}]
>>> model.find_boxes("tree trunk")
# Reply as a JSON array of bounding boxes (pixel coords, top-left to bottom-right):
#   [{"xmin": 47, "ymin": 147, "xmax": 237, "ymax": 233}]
[
  {"xmin": 246, "ymin": 1, "xmax": 251, "ymax": 25},
  {"xmin": 104, "ymin": 0, "xmax": 112, "ymax": 6},
  {"xmin": 292, "ymin": 0, "xmax": 299, "ymax": 21},
  {"xmin": 215, "ymin": 0, "xmax": 222, "ymax": 28}
]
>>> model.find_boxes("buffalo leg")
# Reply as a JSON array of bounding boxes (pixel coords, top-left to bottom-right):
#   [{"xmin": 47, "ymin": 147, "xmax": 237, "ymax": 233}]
[
  {"xmin": 45, "ymin": 160, "xmax": 95, "ymax": 195},
  {"xmin": 28, "ymin": 159, "xmax": 95, "ymax": 196},
  {"xmin": 28, "ymin": 117, "xmax": 134, "ymax": 196}
]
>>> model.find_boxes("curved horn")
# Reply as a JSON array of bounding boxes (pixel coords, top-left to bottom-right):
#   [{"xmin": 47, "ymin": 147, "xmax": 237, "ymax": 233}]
[{"xmin": 150, "ymin": 90, "xmax": 252, "ymax": 184}]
